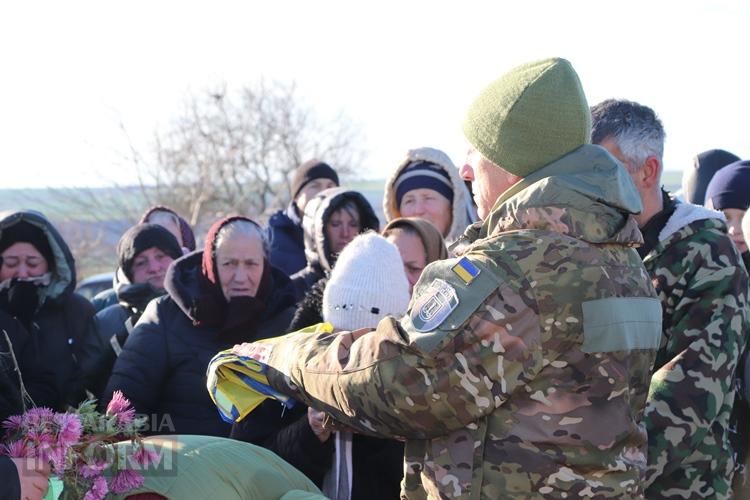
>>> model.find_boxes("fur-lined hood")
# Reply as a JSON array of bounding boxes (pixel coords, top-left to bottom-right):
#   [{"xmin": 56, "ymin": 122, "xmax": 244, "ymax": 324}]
[{"xmin": 383, "ymin": 147, "xmax": 477, "ymax": 243}]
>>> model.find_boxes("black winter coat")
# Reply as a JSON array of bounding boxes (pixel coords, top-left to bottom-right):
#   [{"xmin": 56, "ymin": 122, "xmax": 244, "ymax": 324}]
[
  {"xmin": 1, "ymin": 318, "xmax": 25, "ymax": 500},
  {"xmin": 20, "ymin": 293, "xmax": 95, "ymax": 410},
  {"xmin": 101, "ymin": 251, "xmax": 297, "ymax": 437},
  {"xmin": 81, "ymin": 280, "xmax": 164, "ymax": 400},
  {"xmin": 266, "ymin": 204, "xmax": 306, "ymax": 277}
]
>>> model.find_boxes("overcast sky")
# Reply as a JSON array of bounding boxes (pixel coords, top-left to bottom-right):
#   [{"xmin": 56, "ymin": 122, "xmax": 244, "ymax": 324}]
[{"xmin": 1, "ymin": 0, "xmax": 747, "ymax": 188}]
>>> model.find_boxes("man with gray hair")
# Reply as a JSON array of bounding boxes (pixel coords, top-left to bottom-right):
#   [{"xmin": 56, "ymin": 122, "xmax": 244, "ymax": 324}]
[{"xmin": 592, "ymin": 98, "xmax": 750, "ymax": 499}]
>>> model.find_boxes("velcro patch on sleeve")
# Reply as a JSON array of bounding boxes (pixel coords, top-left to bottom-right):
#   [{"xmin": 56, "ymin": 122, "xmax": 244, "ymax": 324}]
[
  {"xmin": 581, "ymin": 297, "xmax": 662, "ymax": 353},
  {"xmin": 402, "ymin": 257, "xmax": 499, "ymax": 353}
]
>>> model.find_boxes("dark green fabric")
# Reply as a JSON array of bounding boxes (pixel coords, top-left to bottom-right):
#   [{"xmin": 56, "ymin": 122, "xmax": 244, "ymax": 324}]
[{"xmin": 581, "ymin": 297, "xmax": 662, "ymax": 353}]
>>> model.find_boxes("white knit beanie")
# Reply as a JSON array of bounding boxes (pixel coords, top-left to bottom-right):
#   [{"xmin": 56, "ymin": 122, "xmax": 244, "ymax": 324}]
[{"xmin": 322, "ymin": 232, "xmax": 410, "ymax": 331}]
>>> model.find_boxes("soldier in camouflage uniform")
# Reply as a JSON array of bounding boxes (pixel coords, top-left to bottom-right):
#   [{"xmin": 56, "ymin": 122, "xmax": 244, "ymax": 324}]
[
  {"xmin": 235, "ymin": 58, "xmax": 663, "ymax": 498},
  {"xmin": 592, "ymin": 99, "xmax": 750, "ymax": 499}
]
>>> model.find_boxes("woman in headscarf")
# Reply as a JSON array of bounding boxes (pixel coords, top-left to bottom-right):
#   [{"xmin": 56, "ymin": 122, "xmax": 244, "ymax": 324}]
[
  {"xmin": 91, "ymin": 205, "xmax": 197, "ymax": 313},
  {"xmin": 101, "ymin": 216, "xmax": 298, "ymax": 437},
  {"xmin": 139, "ymin": 205, "xmax": 196, "ymax": 253},
  {"xmin": 382, "ymin": 217, "xmax": 448, "ymax": 295}
]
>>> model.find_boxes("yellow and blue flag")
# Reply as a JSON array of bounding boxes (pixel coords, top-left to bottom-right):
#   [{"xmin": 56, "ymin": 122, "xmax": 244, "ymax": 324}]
[
  {"xmin": 206, "ymin": 322, "xmax": 334, "ymax": 423},
  {"xmin": 451, "ymin": 256, "xmax": 481, "ymax": 285}
]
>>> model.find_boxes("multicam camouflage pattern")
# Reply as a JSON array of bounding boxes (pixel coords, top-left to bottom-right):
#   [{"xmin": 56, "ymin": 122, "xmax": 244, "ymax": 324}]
[
  {"xmin": 641, "ymin": 202, "xmax": 750, "ymax": 499},
  {"xmin": 262, "ymin": 145, "xmax": 662, "ymax": 498}
]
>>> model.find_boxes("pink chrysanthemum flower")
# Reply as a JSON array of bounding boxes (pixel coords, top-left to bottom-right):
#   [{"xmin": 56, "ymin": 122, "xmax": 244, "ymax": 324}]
[
  {"xmin": 106, "ymin": 391, "xmax": 136, "ymax": 425},
  {"xmin": 80, "ymin": 459, "xmax": 109, "ymax": 479},
  {"xmin": 110, "ymin": 469, "xmax": 145, "ymax": 494},
  {"xmin": 2, "ymin": 439, "xmax": 30, "ymax": 458},
  {"xmin": 2, "ymin": 414, "xmax": 23, "ymax": 433},
  {"xmin": 26, "ymin": 429, "xmax": 55, "ymax": 449},
  {"xmin": 23, "ymin": 407, "xmax": 54, "ymax": 428},
  {"xmin": 55, "ymin": 412, "xmax": 83, "ymax": 447},
  {"xmin": 130, "ymin": 445, "xmax": 159, "ymax": 469},
  {"xmin": 83, "ymin": 475, "xmax": 109, "ymax": 500},
  {"xmin": 48, "ymin": 446, "xmax": 68, "ymax": 476}
]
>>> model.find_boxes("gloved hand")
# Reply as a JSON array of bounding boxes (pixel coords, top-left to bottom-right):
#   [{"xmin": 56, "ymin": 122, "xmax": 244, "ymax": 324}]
[{"xmin": 0, "ymin": 280, "xmax": 41, "ymax": 325}]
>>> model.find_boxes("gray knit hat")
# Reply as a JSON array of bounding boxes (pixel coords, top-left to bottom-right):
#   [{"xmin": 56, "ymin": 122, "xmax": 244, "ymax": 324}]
[{"xmin": 462, "ymin": 57, "xmax": 591, "ymax": 177}]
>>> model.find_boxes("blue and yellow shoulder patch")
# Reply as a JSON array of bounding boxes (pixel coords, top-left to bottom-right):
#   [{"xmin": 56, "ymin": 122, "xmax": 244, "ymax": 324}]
[{"xmin": 451, "ymin": 256, "xmax": 481, "ymax": 284}]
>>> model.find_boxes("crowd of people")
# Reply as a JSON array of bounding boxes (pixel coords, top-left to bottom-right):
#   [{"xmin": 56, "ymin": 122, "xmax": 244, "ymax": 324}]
[{"xmin": 1, "ymin": 56, "xmax": 750, "ymax": 499}]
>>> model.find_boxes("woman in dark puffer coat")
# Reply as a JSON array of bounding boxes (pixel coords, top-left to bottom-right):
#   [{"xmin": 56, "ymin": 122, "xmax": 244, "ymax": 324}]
[
  {"xmin": 0, "ymin": 210, "xmax": 96, "ymax": 411},
  {"xmin": 80, "ymin": 224, "xmax": 183, "ymax": 399},
  {"xmin": 101, "ymin": 216, "xmax": 298, "ymax": 437}
]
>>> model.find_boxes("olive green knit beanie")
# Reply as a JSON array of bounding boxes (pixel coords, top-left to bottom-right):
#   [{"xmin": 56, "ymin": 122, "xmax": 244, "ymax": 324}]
[{"xmin": 462, "ymin": 57, "xmax": 591, "ymax": 177}]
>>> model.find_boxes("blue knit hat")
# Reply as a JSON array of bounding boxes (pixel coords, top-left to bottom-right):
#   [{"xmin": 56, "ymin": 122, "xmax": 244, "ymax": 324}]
[
  {"xmin": 704, "ymin": 160, "xmax": 750, "ymax": 210},
  {"xmin": 394, "ymin": 161, "xmax": 454, "ymax": 207}
]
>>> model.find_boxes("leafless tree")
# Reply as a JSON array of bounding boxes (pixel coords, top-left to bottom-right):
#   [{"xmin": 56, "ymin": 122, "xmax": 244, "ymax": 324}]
[
  {"xmin": 27, "ymin": 79, "xmax": 364, "ymax": 280},
  {"xmin": 131, "ymin": 79, "xmax": 364, "ymax": 229}
]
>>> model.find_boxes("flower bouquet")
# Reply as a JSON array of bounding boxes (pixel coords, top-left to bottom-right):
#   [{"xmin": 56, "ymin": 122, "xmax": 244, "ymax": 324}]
[{"xmin": 1, "ymin": 391, "xmax": 158, "ymax": 500}]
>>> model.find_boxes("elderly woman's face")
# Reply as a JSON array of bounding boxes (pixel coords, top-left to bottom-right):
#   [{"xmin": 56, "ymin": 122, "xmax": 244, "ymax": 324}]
[
  {"xmin": 216, "ymin": 233, "xmax": 265, "ymax": 301},
  {"xmin": 0, "ymin": 242, "xmax": 49, "ymax": 282},
  {"xmin": 399, "ymin": 188, "xmax": 452, "ymax": 237}
]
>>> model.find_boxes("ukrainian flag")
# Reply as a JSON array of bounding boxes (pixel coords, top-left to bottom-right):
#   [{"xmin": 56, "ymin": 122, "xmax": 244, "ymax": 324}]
[
  {"xmin": 206, "ymin": 322, "xmax": 334, "ymax": 423},
  {"xmin": 451, "ymin": 257, "xmax": 481, "ymax": 284}
]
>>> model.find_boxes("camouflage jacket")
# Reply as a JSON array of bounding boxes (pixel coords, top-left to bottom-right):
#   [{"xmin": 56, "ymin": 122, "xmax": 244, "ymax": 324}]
[
  {"xmin": 641, "ymin": 201, "xmax": 750, "ymax": 499},
  {"xmin": 262, "ymin": 145, "xmax": 662, "ymax": 499}
]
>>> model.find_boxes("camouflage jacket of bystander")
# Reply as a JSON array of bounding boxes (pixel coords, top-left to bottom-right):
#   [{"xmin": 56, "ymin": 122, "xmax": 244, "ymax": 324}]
[{"xmin": 642, "ymin": 199, "xmax": 750, "ymax": 499}]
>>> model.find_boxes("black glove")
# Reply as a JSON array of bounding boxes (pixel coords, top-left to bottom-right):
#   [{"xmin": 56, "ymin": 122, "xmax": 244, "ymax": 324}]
[{"xmin": 0, "ymin": 280, "xmax": 41, "ymax": 326}]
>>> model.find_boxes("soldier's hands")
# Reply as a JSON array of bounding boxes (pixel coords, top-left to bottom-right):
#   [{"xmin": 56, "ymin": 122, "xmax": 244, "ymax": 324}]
[
  {"xmin": 307, "ymin": 408, "xmax": 331, "ymax": 443},
  {"xmin": 232, "ymin": 342, "xmax": 272, "ymax": 363},
  {"xmin": 11, "ymin": 457, "xmax": 50, "ymax": 500}
]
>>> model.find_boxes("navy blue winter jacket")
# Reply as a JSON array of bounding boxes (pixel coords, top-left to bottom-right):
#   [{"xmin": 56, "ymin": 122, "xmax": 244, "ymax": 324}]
[{"xmin": 266, "ymin": 203, "xmax": 306, "ymax": 277}]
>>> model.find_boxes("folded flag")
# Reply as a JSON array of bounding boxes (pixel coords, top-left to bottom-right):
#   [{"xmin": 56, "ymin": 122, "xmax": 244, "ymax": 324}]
[{"xmin": 206, "ymin": 322, "xmax": 334, "ymax": 423}]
